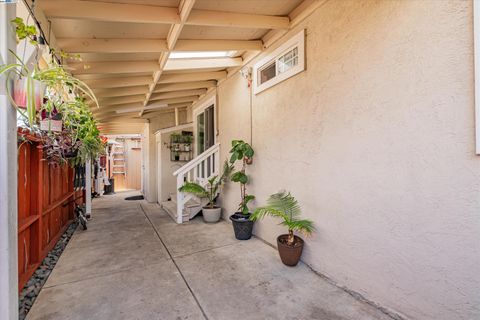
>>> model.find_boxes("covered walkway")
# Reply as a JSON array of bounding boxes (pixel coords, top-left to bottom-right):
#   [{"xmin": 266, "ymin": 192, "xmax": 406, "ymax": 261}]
[{"xmin": 27, "ymin": 192, "xmax": 393, "ymax": 320}]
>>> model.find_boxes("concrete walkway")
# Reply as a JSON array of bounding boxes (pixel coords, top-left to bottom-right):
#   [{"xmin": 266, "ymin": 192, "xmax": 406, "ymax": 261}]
[{"xmin": 27, "ymin": 191, "xmax": 394, "ymax": 320}]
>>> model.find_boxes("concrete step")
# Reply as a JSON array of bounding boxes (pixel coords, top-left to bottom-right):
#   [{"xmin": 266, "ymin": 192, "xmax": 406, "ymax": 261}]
[{"xmin": 161, "ymin": 200, "xmax": 189, "ymax": 223}]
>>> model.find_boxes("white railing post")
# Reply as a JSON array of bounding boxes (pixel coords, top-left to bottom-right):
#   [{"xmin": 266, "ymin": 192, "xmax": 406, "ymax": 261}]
[
  {"xmin": 176, "ymin": 173, "xmax": 184, "ymax": 224},
  {"xmin": 214, "ymin": 149, "xmax": 220, "ymax": 175},
  {"xmin": 174, "ymin": 143, "xmax": 220, "ymax": 223}
]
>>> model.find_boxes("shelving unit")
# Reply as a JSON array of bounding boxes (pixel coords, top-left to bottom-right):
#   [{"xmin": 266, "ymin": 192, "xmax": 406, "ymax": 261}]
[{"xmin": 169, "ymin": 132, "xmax": 193, "ymax": 162}]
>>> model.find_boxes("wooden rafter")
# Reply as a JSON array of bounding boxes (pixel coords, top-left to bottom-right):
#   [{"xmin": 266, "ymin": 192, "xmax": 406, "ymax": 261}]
[
  {"xmin": 41, "ymin": 0, "xmax": 289, "ymax": 29},
  {"xmin": 142, "ymin": 0, "xmax": 196, "ymax": 114},
  {"xmin": 70, "ymin": 61, "xmax": 158, "ymax": 75},
  {"xmin": 56, "ymin": 38, "xmax": 168, "ymax": 53},
  {"xmin": 36, "ymin": 0, "xmax": 322, "ymax": 129},
  {"xmin": 58, "ymin": 38, "xmax": 263, "ymax": 54}
]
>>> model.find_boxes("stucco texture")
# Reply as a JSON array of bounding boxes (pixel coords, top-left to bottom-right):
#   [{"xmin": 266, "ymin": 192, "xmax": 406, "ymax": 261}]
[{"xmin": 216, "ymin": 1, "xmax": 480, "ymax": 319}]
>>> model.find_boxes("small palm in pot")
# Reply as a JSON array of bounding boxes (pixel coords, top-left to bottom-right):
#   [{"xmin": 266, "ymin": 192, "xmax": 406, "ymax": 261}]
[{"xmin": 251, "ymin": 191, "xmax": 315, "ymax": 266}]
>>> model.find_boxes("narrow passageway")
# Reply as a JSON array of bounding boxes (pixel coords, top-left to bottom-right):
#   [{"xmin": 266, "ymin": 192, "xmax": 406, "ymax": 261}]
[{"xmin": 27, "ymin": 192, "xmax": 394, "ymax": 320}]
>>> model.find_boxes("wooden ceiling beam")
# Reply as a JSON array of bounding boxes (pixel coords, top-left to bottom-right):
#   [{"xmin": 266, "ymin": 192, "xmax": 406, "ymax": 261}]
[
  {"xmin": 92, "ymin": 81, "xmax": 214, "ymax": 99},
  {"xmin": 157, "ymin": 71, "xmax": 226, "ymax": 84},
  {"xmin": 175, "ymin": 39, "xmax": 263, "ymax": 51},
  {"xmin": 72, "ymin": 58, "xmax": 240, "ymax": 75},
  {"xmin": 186, "ymin": 10, "xmax": 290, "ymax": 29},
  {"xmin": 71, "ymin": 61, "xmax": 158, "ymax": 75},
  {"xmin": 97, "ymin": 89, "xmax": 204, "ymax": 106},
  {"xmin": 57, "ymin": 38, "xmax": 263, "ymax": 54},
  {"xmin": 94, "ymin": 86, "xmax": 149, "ymax": 98},
  {"xmin": 142, "ymin": 0, "xmax": 196, "ymax": 113},
  {"xmin": 42, "ymin": 1, "xmax": 289, "ymax": 29},
  {"xmin": 149, "ymin": 88, "xmax": 206, "ymax": 101},
  {"xmin": 41, "ymin": 0, "xmax": 180, "ymax": 24},
  {"xmin": 149, "ymin": 95, "xmax": 199, "ymax": 104},
  {"xmin": 56, "ymin": 38, "xmax": 168, "ymax": 53},
  {"xmin": 99, "ymin": 94, "xmax": 146, "ymax": 106},
  {"xmin": 85, "ymin": 76, "xmax": 152, "ymax": 89},
  {"xmin": 154, "ymin": 80, "xmax": 216, "ymax": 93}
]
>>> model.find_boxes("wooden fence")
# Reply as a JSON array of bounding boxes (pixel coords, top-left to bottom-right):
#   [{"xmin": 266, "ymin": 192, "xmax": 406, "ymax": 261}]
[{"xmin": 17, "ymin": 131, "xmax": 83, "ymax": 290}]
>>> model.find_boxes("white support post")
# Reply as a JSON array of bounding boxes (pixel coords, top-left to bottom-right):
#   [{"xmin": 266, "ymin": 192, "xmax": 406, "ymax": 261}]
[
  {"xmin": 176, "ymin": 173, "xmax": 184, "ymax": 224},
  {"xmin": 0, "ymin": 3, "xmax": 19, "ymax": 320},
  {"xmin": 85, "ymin": 158, "xmax": 92, "ymax": 218}
]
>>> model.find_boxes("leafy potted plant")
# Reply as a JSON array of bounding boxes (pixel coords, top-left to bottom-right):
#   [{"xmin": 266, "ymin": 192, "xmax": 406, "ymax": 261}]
[
  {"xmin": 171, "ymin": 132, "xmax": 181, "ymax": 143},
  {"xmin": 184, "ymin": 135, "xmax": 193, "ymax": 151},
  {"xmin": 228, "ymin": 140, "xmax": 255, "ymax": 240},
  {"xmin": 251, "ymin": 191, "xmax": 315, "ymax": 266},
  {"xmin": 40, "ymin": 99, "xmax": 63, "ymax": 132},
  {"xmin": 179, "ymin": 161, "xmax": 233, "ymax": 223}
]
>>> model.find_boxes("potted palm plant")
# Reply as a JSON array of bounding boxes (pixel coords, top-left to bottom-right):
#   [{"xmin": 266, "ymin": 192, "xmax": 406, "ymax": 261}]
[
  {"xmin": 179, "ymin": 161, "xmax": 233, "ymax": 223},
  {"xmin": 251, "ymin": 191, "xmax": 315, "ymax": 266},
  {"xmin": 228, "ymin": 140, "xmax": 255, "ymax": 240}
]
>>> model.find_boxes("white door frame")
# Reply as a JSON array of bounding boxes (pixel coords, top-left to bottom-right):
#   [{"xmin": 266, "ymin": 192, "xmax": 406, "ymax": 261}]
[{"xmin": 193, "ymin": 95, "xmax": 217, "ymax": 157}]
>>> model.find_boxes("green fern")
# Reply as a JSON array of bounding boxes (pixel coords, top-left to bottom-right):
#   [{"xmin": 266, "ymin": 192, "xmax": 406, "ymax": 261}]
[{"xmin": 251, "ymin": 191, "xmax": 315, "ymax": 245}]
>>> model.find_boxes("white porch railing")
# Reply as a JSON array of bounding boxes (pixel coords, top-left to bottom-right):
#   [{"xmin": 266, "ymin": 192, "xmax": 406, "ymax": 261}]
[{"xmin": 173, "ymin": 143, "xmax": 220, "ymax": 223}]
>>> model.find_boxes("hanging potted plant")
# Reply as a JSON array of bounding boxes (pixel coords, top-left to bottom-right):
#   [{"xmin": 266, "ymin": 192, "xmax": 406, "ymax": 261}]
[
  {"xmin": 228, "ymin": 140, "xmax": 255, "ymax": 240},
  {"xmin": 179, "ymin": 161, "xmax": 233, "ymax": 223},
  {"xmin": 40, "ymin": 99, "xmax": 63, "ymax": 132},
  {"xmin": 251, "ymin": 191, "xmax": 315, "ymax": 266},
  {"xmin": 10, "ymin": 18, "xmax": 45, "ymax": 112}
]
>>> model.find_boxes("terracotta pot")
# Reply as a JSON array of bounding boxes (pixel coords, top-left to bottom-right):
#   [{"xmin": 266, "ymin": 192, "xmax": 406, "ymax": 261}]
[
  {"xmin": 202, "ymin": 206, "xmax": 221, "ymax": 223},
  {"xmin": 229, "ymin": 212, "xmax": 253, "ymax": 240},
  {"xmin": 277, "ymin": 234, "xmax": 304, "ymax": 266}
]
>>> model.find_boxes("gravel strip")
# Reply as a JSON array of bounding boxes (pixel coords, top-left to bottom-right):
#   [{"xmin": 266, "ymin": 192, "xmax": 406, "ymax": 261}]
[{"xmin": 19, "ymin": 222, "xmax": 78, "ymax": 320}]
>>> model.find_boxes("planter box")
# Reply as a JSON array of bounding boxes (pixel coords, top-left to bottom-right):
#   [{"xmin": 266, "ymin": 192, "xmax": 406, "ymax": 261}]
[{"xmin": 40, "ymin": 119, "xmax": 63, "ymax": 132}]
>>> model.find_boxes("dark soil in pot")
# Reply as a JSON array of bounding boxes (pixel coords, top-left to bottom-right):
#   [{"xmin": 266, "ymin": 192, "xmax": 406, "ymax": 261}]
[
  {"xmin": 277, "ymin": 234, "xmax": 304, "ymax": 266},
  {"xmin": 229, "ymin": 212, "xmax": 254, "ymax": 240}
]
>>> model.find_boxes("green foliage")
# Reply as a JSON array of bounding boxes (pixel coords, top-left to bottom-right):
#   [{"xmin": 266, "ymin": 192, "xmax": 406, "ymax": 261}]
[
  {"xmin": 230, "ymin": 171, "xmax": 248, "ymax": 184},
  {"xmin": 229, "ymin": 140, "xmax": 254, "ymax": 164},
  {"xmin": 238, "ymin": 194, "xmax": 255, "ymax": 215},
  {"xmin": 0, "ymin": 30, "xmax": 103, "ymax": 166},
  {"xmin": 179, "ymin": 160, "xmax": 234, "ymax": 208},
  {"xmin": 228, "ymin": 139, "xmax": 255, "ymax": 215},
  {"xmin": 251, "ymin": 191, "xmax": 315, "ymax": 244},
  {"xmin": 11, "ymin": 17, "xmax": 38, "ymax": 45}
]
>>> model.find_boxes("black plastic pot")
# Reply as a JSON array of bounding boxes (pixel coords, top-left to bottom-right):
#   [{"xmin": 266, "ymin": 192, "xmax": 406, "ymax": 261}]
[{"xmin": 229, "ymin": 212, "xmax": 254, "ymax": 240}]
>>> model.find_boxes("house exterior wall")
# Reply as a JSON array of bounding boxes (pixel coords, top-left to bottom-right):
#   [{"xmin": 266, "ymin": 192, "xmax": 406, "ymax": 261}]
[
  {"xmin": 157, "ymin": 126, "xmax": 193, "ymax": 203},
  {"xmin": 214, "ymin": 1, "xmax": 479, "ymax": 319},
  {"xmin": 142, "ymin": 111, "xmax": 187, "ymax": 202}
]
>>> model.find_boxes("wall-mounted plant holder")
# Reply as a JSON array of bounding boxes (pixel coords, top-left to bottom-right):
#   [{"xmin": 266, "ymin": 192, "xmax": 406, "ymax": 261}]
[{"xmin": 168, "ymin": 131, "xmax": 193, "ymax": 162}]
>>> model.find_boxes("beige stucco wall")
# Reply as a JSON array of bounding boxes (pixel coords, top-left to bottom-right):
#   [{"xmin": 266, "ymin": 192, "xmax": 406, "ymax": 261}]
[{"xmin": 215, "ymin": 1, "xmax": 480, "ymax": 319}]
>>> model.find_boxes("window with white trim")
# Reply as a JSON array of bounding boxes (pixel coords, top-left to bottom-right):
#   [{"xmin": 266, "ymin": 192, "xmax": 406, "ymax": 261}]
[{"xmin": 253, "ymin": 29, "xmax": 305, "ymax": 94}]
